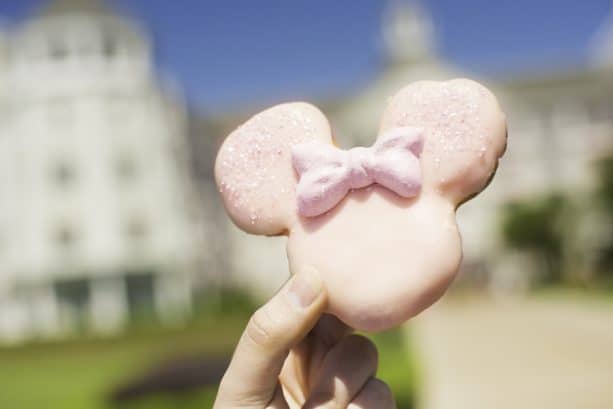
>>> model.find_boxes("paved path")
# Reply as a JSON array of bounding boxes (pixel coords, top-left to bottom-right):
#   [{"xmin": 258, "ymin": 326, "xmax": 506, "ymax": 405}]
[{"xmin": 409, "ymin": 295, "xmax": 613, "ymax": 409}]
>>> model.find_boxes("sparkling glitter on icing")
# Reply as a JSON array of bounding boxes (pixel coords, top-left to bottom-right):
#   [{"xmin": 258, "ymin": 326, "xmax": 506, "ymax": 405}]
[
  {"xmin": 217, "ymin": 105, "xmax": 324, "ymax": 228},
  {"xmin": 384, "ymin": 80, "xmax": 497, "ymax": 188},
  {"xmin": 220, "ymin": 80, "xmax": 502, "ymax": 230}
]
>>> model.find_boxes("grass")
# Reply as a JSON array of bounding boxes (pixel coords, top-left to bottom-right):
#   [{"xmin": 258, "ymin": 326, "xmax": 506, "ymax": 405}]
[
  {"xmin": 531, "ymin": 281, "xmax": 613, "ymax": 304},
  {"xmin": 0, "ymin": 312, "xmax": 244, "ymax": 409},
  {"xmin": 371, "ymin": 328, "xmax": 419, "ymax": 409},
  {"xmin": 0, "ymin": 299, "xmax": 418, "ymax": 409}
]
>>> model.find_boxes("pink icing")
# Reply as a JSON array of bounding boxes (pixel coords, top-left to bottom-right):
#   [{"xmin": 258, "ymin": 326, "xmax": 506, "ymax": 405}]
[
  {"xmin": 215, "ymin": 79, "xmax": 508, "ymax": 332},
  {"xmin": 291, "ymin": 127, "xmax": 424, "ymax": 217}
]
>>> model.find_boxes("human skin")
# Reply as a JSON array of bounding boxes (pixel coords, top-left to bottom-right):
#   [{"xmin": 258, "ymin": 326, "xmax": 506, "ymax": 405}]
[{"xmin": 213, "ymin": 268, "xmax": 396, "ymax": 409}]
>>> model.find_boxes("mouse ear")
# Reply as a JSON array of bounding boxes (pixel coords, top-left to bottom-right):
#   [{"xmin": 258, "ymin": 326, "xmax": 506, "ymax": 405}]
[
  {"xmin": 215, "ymin": 102, "xmax": 333, "ymax": 235},
  {"xmin": 379, "ymin": 79, "xmax": 507, "ymax": 205}
]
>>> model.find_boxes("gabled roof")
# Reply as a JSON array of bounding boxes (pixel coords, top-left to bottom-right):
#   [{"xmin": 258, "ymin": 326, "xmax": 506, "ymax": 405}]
[
  {"xmin": 589, "ymin": 1, "xmax": 613, "ymax": 66},
  {"xmin": 37, "ymin": 0, "xmax": 113, "ymax": 17}
]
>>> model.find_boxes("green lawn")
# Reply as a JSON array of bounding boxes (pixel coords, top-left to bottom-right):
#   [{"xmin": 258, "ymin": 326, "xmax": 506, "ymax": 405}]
[
  {"xmin": 371, "ymin": 328, "xmax": 419, "ymax": 409},
  {"xmin": 0, "ymin": 314, "xmax": 243, "ymax": 409},
  {"xmin": 533, "ymin": 283, "xmax": 613, "ymax": 305},
  {"xmin": 0, "ymin": 307, "xmax": 418, "ymax": 409}
]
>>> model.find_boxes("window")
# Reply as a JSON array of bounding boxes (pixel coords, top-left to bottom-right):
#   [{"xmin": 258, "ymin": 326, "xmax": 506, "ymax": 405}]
[
  {"xmin": 49, "ymin": 40, "xmax": 67, "ymax": 60},
  {"xmin": 125, "ymin": 272, "xmax": 155, "ymax": 320},
  {"xmin": 52, "ymin": 160, "xmax": 77, "ymax": 187},
  {"xmin": 54, "ymin": 278, "xmax": 90, "ymax": 331},
  {"xmin": 116, "ymin": 154, "xmax": 138, "ymax": 181},
  {"xmin": 103, "ymin": 35, "xmax": 116, "ymax": 58},
  {"xmin": 125, "ymin": 217, "xmax": 148, "ymax": 243},
  {"xmin": 54, "ymin": 224, "xmax": 79, "ymax": 252}
]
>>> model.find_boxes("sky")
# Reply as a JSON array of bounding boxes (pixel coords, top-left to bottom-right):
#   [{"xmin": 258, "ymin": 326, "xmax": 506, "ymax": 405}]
[{"xmin": 0, "ymin": 0, "xmax": 611, "ymax": 114}]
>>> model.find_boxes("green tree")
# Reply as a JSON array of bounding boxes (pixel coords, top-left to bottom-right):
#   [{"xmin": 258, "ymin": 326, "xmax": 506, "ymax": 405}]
[
  {"xmin": 501, "ymin": 193, "xmax": 570, "ymax": 285},
  {"xmin": 594, "ymin": 156, "xmax": 613, "ymax": 274},
  {"xmin": 595, "ymin": 157, "xmax": 613, "ymax": 209}
]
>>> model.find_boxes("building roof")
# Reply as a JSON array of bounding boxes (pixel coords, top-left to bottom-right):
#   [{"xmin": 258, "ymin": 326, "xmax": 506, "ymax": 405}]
[
  {"xmin": 330, "ymin": 0, "xmax": 452, "ymax": 146},
  {"xmin": 382, "ymin": 0, "xmax": 435, "ymax": 65},
  {"xmin": 589, "ymin": 1, "xmax": 613, "ymax": 66},
  {"xmin": 37, "ymin": 0, "xmax": 113, "ymax": 17}
]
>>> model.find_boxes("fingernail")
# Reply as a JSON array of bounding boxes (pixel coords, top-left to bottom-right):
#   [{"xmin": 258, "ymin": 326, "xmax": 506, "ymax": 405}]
[{"xmin": 287, "ymin": 266, "xmax": 323, "ymax": 309}]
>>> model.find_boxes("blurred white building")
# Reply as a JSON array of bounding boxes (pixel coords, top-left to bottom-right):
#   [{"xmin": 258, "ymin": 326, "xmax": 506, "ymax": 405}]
[
  {"xmin": 335, "ymin": 0, "xmax": 613, "ymax": 291},
  {"xmin": 223, "ymin": 0, "xmax": 613, "ymax": 297},
  {"xmin": 0, "ymin": 0, "xmax": 205, "ymax": 343}
]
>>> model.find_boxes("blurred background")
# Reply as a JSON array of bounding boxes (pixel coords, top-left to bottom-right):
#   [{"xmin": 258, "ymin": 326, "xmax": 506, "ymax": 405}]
[{"xmin": 0, "ymin": 0, "xmax": 612, "ymax": 408}]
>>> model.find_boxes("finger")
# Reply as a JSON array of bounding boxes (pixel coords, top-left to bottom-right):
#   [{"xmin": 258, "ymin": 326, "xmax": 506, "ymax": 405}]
[
  {"xmin": 214, "ymin": 267, "xmax": 326, "ymax": 408},
  {"xmin": 278, "ymin": 347, "xmax": 310, "ymax": 405},
  {"xmin": 303, "ymin": 334, "xmax": 378, "ymax": 409},
  {"xmin": 265, "ymin": 385, "xmax": 290, "ymax": 409},
  {"xmin": 311, "ymin": 314, "xmax": 352, "ymax": 348},
  {"xmin": 307, "ymin": 314, "xmax": 352, "ymax": 388},
  {"xmin": 279, "ymin": 314, "xmax": 351, "ymax": 404},
  {"xmin": 348, "ymin": 378, "xmax": 396, "ymax": 409}
]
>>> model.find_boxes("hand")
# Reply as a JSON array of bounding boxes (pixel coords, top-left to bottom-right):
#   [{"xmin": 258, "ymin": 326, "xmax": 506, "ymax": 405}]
[{"xmin": 213, "ymin": 267, "xmax": 395, "ymax": 409}]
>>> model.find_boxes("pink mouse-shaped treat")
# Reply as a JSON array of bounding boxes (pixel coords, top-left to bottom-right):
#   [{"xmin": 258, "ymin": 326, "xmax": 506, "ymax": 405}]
[{"xmin": 215, "ymin": 79, "xmax": 507, "ymax": 332}]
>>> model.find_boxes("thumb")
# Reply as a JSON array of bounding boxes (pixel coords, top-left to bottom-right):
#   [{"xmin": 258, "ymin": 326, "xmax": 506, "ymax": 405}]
[{"xmin": 214, "ymin": 267, "xmax": 326, "ymax": 408}]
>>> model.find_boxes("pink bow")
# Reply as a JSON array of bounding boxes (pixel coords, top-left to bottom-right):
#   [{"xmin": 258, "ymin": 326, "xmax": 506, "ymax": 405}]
[{"xmin": 291, "ymin": 127, "xmax": 424, "ymax": 217}]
